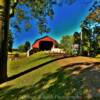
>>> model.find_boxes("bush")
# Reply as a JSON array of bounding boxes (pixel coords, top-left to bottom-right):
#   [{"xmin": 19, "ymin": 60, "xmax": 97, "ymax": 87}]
[
  {"xmin": 14, "ymin": 53, "xmax": 19, "ymax": 58},
  {"xmin": 18, "ymin": 45, "xmax": 25, "ymax": 52}
]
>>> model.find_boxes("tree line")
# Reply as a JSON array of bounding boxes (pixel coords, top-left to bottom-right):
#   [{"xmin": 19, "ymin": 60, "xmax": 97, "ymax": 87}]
[{"xmin": 59, "ymin": 1, "xmax": 100, "ymax": 57}]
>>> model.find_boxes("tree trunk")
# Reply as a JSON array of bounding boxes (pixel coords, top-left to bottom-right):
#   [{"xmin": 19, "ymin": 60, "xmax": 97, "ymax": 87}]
[{"xmin": 0, "ymin": 0, "xmax": 10, "ymax": 83}]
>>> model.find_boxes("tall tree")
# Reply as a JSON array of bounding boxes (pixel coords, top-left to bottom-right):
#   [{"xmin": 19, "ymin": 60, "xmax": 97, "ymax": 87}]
[
  {"xmin": 24, "ymin": 41, "xmax": 31, "ymax": 52},
  {"xmin": 73, "ymin": 32, "xmax": 80, "ymax": 44},
  {"xmin": 0, "ymin": 0, "xmax": 10, "ymax": 83},
  {"xmin": 81, "ymin": 0, "xmax": 100, "ymax": 56},
  {"xmin": 81, "ymin": 27, "xmax": 91, "ymax": 56},
  {"xmin": 73, "ymin": 32, "xmax": 81, "ymax": 55},
  {"xmin": 0, "ymin": 0, "xmax": 18, "ymax": 83},
  {"xmin": 60, "ymin": 35, "xmax": 73, "ymax": 55},
  {"xmin": 95, "ymin": 26, "xmax": 100, "ymax": 54}
]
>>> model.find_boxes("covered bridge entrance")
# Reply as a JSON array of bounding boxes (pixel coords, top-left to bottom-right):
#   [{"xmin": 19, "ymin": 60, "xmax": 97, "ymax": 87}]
[{"xmin": 32, "ymin": 36, "xmax": 58, "ymax": 51}]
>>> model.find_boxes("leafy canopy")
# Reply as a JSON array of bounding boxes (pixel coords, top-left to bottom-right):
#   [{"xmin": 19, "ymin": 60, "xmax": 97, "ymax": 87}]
[{"xmin": 10, "ymin": 0, "xmax": 76, "ymax": 34}]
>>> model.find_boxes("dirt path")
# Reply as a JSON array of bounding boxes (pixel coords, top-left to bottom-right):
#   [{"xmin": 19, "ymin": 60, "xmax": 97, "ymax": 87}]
[
  {"xmin": 56, "ymin": 56, "xmax": 100, "ymax": 67},
  {"xmin": 56, "ymin": 56, "xmax": 100, "ymax": 99}
]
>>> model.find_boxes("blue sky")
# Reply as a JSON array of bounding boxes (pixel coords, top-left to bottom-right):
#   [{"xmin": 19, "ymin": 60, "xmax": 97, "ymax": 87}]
[{"xmin": 10, "ymin": 0, "xmax": 94, "ymax": 48}]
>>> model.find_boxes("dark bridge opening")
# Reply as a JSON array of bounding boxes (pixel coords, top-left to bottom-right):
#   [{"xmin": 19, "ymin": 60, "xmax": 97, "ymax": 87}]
[{"xmin": 39, "ymin": 41, "xmax": 53, "ymax": 51}]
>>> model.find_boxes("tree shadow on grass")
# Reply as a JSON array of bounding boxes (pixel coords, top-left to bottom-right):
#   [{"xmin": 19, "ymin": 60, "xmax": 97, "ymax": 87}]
[
  {"xmin": 0, "ymin": 62, "xmax": 100, "ymax": 100},
  {"xmin": 7, "ymin": 57, "xmax": 66, "ymax": 82}
]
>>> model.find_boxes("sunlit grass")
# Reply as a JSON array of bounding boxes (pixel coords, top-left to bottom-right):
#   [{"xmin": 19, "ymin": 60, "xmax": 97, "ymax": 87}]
[
  {"xmin": 0, "ymin": 54, "xmax": 100, "ymax": 100},
  {"xmin": 96, "ymin": 54, "xmax": 100, "ymax": 58},
  {"xmin": 7, "ymin": 51, "xmax": 55, "ymax": 77}
]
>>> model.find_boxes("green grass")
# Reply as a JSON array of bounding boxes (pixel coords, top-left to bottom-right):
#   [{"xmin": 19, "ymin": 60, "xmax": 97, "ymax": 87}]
[
  {"xmin": 0, "ymin": 53, "xmax": 100, "ymax": 100},
  {"xmin": 0, "ymin": 63, "xmax": 88, "ymax": 100},
  {"xmin": 7, "ymin": 51, "xmax": 55, "ymax": 77},
  {"xmin": 8, "ymin": 51, "xmax": 27, "ymax": 60},
  {"xmin": 96, "ymin": 54, "xmax": 100, "ymax": 58}
]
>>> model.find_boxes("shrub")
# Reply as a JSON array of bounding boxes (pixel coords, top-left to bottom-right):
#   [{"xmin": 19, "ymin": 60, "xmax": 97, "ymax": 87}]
[{"xmin": 14, "ymin": 53, "xmax": 19, "ymax": 58}]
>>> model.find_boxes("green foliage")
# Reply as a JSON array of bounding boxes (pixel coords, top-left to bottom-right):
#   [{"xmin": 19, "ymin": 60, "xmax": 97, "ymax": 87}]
[
  {"xmin": 73, "ymin": 32, "xmax": 81, "ymax": 44},
  {"xmin": 80, "ymin": 1, "xmax": 100, "ymax": 56},
  {"xmin": 95, "ymin": 26, "xmax": 100, "ymax": 48},
  {"xmin": 73, "ymin": 32, "xmax": 81, "ymax": 55},
  {"xmin": 18, "ymin": 44, "xmax": 25, "ymax": 52},
  {"xmin": 10, "ymin": 0, "xmax": 18, "ymax": 17},
  {"xmin": 86, "ymin": 0, "xmax": 100, "ymax": 23},
  {"xmin": 81, "ymin": 26, "xmax": 92, "ymax": 56},
  {"xmin": 82, "ymin": 27, "xmax": 91, "ymax": 40},
  {"xmin": 24, "ymin": 41, "xmax": 31, "ymax": 52},
  {"xmin": 60, "ymin": 35, "xmax": 73, "ymax": 54},
  {"xmin": 10, "ymin": 0, "xmax": 76, "ymax": 34},
  {"xmin": 82, "ymin": 45, "xmax": 89, "ymax": 52},
  {"xmin": 96, "ymin": 34, "xmax": 100, "ymax": 48},
  {"xmin": 18, "ymin": 41, "xmax": 31, "ymax": 52},
  {"xmin": 81, "ymin": 27, "xmax": 91, "ymax": 47}
]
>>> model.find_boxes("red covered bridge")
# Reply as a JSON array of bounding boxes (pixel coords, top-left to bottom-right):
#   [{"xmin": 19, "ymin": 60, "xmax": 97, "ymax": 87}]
[{"xmin": 32, "ymin": 36, "xmax": 58, "ymax": 51}]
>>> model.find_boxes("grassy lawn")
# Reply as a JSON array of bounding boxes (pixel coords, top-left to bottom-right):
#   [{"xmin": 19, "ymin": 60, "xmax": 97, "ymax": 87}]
[
  {"xmin": 0, "ymin": 53, "xmax": 100, "ymax": 100},
  {"xmin": 8, "ymin": 52, "xmax": 27, "ymax": 61},
  {"xmin": 7, "ymin": 52, "xmax": 55, "ymax": 77},
  {"xmin": 96, "ymin": 54, "xmax": 100, "ymax": 58}
]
